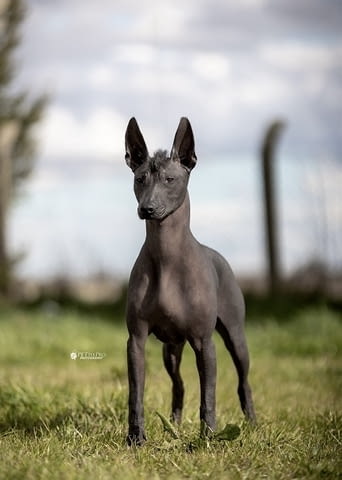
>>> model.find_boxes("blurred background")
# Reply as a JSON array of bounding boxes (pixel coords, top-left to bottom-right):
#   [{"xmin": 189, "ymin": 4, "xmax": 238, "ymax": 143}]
[{"xmin": 1, "ymin": 0, "xmax": 341, "ymax": 308}]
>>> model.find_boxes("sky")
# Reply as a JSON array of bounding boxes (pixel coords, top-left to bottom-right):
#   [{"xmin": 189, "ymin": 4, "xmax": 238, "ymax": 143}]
[{"xmin": 7, "ymin": 0, "xmax": 342, "ymax": 280}]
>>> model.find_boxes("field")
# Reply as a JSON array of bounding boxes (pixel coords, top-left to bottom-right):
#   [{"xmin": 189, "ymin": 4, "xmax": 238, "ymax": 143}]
[{"xmin": 0, "ymin": 304, "xmax": 341, "ymax": 479}]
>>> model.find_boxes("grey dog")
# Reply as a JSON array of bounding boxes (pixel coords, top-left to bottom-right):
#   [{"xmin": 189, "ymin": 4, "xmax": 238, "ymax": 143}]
[{"xmin": 125, "ymin": 117, "xmax": 256, "ymax": 445}]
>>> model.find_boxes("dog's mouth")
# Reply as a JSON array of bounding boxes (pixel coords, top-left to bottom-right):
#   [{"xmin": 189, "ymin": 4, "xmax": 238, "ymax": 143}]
[{"xmin": 138, "ymin": 206, "xmax": 167, "ymax": 221}]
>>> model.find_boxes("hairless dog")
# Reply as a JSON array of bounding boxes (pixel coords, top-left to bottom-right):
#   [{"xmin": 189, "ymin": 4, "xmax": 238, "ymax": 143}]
[{"xmin": 124, "ymin": 117, "xmax": 256, "ymax": 445}]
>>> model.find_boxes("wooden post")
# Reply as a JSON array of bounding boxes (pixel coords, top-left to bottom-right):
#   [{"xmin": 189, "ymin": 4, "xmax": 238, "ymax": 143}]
[
  {"xmin": 261, "ymin": 120, "xmax": 285, "ymax": 296},
  {"xmin": 0, "ymin": 120, "xmax": 20, "ymax": 295}
]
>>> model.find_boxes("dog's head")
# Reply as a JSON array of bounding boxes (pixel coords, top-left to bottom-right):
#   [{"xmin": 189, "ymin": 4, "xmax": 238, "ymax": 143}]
[{"xmin": 125, "ymin": 117, "xmax": 197, "ymax": 221}]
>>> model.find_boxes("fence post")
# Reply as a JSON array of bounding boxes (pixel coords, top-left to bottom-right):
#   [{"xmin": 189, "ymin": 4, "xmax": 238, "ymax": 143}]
[{"xmin": 261, "ymin": 120, "xmax": 285, "ymax": 296}]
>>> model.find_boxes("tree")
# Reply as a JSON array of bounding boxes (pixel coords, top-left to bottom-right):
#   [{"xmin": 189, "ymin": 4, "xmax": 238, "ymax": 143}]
[{"xmin": 0, "ymin": 0, "xmax": 47, "ymax": 296}]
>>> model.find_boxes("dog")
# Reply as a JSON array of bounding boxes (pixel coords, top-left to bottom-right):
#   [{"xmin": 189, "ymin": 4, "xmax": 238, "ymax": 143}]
[{"xmin": 124, "ymin": 117, "xmax": 256, "ymax": 445}]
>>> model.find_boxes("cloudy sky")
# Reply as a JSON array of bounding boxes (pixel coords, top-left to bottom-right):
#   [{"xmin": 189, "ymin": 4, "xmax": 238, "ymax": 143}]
[{"xmin": 8, "ymin": 0, "xmax": 342, "ymax": 280}]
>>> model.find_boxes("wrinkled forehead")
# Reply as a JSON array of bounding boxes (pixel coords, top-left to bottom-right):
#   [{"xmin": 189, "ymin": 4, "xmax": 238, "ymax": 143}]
[{"xmin": 135, "ymin": 149, "xmax": 182, "ymax": 175}]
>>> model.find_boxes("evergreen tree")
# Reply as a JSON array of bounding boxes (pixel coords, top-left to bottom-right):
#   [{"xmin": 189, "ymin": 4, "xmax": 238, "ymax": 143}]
[{"xmin": 0, "ymin": 0, "xmax": 47, "ymax": 295}]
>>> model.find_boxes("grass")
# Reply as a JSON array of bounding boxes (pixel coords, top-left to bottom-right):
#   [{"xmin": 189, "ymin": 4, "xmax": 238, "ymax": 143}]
[{"xmin": 0, "ymin": 305, "xmax": 341, "ymax": 479}]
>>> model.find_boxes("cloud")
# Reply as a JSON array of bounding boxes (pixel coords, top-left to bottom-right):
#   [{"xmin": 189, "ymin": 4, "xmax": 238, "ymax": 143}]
[
  {"xmin": 267, "ymin": 0, "xmax": 342, "ymax": 36},
  {"xmin": 87, "ymin": 64, "xmax": 116, "ymax": 89},
  {"xmin": 27, "ymin": 14, "xmax": 340, "ymax": 160},
  {"xmin": 20, "ymin": 0, "xmax": 341, "ymax": 159},
  {"xmin": 39, "ymin": 105, "xmax": 127, "ymax": 159},
  {"xmin": 9, "ymin": 0, "xmax": 342, "ymax": 279},
  {"xmin": 260, "ymin": 42, "xmax": 342, "ymax": 71},
  {"xmin": 305, "ymin": 158, "xmax": 342, "ymax": 232},
  {"xmin": 118, "ymin": 44, "xmax": 158, "ymax": 66},
  {"xmin": 192, "ymin": 53, "xmax": 231, "ymax": 82}
]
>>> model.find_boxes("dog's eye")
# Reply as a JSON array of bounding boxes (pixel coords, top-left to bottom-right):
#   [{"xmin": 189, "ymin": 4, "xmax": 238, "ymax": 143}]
[
  {"xmin": 166, "ymin": 177, "xmax": 174, "ymax": 184},
  {"xmin": 135, "ymin": 176, "xmax": 145, "ymax": 184}
]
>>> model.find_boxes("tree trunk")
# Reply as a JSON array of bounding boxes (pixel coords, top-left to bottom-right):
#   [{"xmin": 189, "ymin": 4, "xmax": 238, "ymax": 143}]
[{"xmin": 0, "ymin": 121, "xmax": 19, "ymax": 296}]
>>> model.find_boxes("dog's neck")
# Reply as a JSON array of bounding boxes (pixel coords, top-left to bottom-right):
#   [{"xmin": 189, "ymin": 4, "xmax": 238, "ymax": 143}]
[{"xmin": 144, "ymin": 192, "xmax": 193, "ymax": 266}]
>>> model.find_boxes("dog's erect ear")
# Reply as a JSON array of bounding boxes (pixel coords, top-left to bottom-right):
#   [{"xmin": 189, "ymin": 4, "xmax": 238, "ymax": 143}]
[
  {"xmin": 125, "ymin": 117, "xmax": 148, "ymax": 171},
  {"xmin": 171, "ymin": 117, "xmax": 197, "ymax": 171}
]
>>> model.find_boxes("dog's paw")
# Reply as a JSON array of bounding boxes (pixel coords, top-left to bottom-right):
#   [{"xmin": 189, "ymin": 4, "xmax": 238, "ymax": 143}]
[{"xmin": 126, "ymin": 431, "xmax": 147, "ymax": 447}]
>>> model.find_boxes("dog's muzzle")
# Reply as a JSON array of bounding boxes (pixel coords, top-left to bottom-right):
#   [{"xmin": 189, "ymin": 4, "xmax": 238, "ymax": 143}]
[{"xmin": 138, "ymin": 205, "xmax": 166, "ymax": 220}]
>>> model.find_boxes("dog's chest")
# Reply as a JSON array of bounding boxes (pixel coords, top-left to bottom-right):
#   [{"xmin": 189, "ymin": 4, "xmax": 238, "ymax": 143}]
[
  {"xmin": 133, "ymin": 266, "xmax": 190, "ymax": 341},
  {"xmin": 143, "ymin": 265, "xmax": 215, "ymax": 342},
  {"xmin": 152, "ymin": 269, "xmax": 187, "ymax": 323}
]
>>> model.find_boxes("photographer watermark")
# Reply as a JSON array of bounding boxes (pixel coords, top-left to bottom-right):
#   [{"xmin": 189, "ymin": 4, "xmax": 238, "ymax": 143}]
[{"xmin": 70, "ymin": 351, "xmax": 106, "ymax": 360}]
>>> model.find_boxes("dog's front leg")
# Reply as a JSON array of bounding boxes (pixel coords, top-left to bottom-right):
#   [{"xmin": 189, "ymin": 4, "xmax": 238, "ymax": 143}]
[
  {"xmin": 191, "ymin": 336, "xmax": 217, "ymax": 436},
  {"xmin": 127, "ymin": 333, "xmax": 147, "ymax": 446}
]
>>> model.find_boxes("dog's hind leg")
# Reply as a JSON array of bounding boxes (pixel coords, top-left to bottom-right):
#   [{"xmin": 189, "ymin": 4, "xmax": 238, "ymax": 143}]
[
  {"xmin": 163, "ymin": 342, "xmax": 185, "ymax": 424},
  {"xmin": 216, "ymin": 317, "xmax": 256, "ymax": 423}
]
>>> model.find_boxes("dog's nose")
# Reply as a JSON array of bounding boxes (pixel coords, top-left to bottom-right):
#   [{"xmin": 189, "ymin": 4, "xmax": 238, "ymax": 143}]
[{"xmin": 140, "ymin": 206, "xmax": 155, "ymax": 218}]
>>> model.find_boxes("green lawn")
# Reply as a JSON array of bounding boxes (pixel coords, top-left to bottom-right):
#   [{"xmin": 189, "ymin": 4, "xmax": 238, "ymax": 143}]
[{"xmin": 0, "ymin": 305, "xmax": 341, "ymax": 479}]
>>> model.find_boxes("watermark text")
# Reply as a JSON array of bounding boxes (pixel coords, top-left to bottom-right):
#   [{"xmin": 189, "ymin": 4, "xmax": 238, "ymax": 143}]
[{"xmin": 70, "ymin": 351, "xmax": 106, "ymax": 360}]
